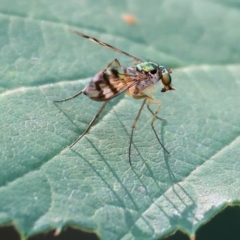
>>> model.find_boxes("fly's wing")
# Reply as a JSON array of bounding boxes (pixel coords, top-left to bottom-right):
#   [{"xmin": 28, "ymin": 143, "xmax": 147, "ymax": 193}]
[
  {"xmin": 72, "ymin": 30, "xmax": 143, "ymax": 63},
  {"xmin": 83, "ymin": 67, "xmax": 145, "ymax": 101}
]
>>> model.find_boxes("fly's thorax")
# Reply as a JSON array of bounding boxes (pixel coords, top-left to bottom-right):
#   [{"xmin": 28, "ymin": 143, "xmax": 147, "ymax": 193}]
[
  {"xmin": 134, "ymin": 72, "xmax": 160, "ymax": 94},
  {"xmin": 111, "ymin": 67, "xmax": 137, "ymax": 76},
  {"xmin": 133, "ymin": 61, "xmax": 161, "ymax": 93},
  {"xmin": 136, "ymin": 61, "xmax": 159, "ymax": 74}
]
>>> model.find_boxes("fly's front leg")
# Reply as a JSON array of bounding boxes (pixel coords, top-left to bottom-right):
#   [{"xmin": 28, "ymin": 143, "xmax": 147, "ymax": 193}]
[
  {"xmin": 133, "ymin": 92, "xmax": 163, "ymax": 124},
  {"xmin": 146, "ymin": 97, "xmax": 162, "ymax": 125},
  {"xmin": 146, "ymin": 96, "xmax": 170, "ymax": 154},
  {"xmin": 146, "ymin": 104, "xmax": 165, "ymax": 121},
  {"xmin": 145, "ymin": 86, "xmax": 164, "ymax": 121}
]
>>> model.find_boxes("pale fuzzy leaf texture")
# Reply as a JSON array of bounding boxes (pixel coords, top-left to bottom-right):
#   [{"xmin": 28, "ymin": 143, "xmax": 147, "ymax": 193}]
[{"xmin": 0, "ymin": 0, "xmax": 240, "ymax": 240}]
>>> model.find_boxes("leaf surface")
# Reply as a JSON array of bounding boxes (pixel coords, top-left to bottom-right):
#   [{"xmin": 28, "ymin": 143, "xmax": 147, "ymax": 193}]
[{"xmin": 0, "ymin": 0, "xmax": 240, "ymax": 239}]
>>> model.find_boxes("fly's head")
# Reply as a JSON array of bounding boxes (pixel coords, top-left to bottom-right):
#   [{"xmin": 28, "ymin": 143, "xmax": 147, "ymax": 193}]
[{"xmin": 136, "ymin": 61, "xmax": 175, "ymax": 92}]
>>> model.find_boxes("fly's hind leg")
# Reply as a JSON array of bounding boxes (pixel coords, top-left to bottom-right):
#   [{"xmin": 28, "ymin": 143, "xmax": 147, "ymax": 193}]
[
  {"xmin": 54, "ymin": 59, "xmax": 120, "ymax": 147},
  {"xmin": 68, "ymin": 59, "xmax": 121, "ymax": 146},
  {"xmin": 55, "ymin": 96, "xmax": 108, "ymax": 148},
  {"xmin": 54, "ymin": 90, "xmax": 83, "ymax": 103},
  {"xmin": 69, "ymin": 101, "xmax": 108, "ymax": 148}
]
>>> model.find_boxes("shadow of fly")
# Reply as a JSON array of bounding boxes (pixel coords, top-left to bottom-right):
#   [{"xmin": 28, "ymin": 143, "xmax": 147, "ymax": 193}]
[{"xmin": 54, "ymin": 30, "xmax": 175, "ymax": 165}]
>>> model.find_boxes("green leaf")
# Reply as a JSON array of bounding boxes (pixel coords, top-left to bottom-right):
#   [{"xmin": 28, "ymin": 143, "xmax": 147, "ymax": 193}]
[{"xmin": 0, "ymin": 0, "xmax": 240, "ymax": 240}]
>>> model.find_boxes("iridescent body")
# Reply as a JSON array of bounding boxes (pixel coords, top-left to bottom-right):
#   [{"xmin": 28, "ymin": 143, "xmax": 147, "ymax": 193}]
[{"xmin": 54, "ymin": 30, "xmax": 174, "ymax": 165}]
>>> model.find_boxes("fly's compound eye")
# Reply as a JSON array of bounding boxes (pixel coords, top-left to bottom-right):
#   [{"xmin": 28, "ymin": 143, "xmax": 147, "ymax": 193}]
[
  {"xmin": 161, "ymin": 69, "xmax": 174, "ymax": 92},
  {"xmin": 161, "ymin": 72, "xmax": 171, "ymax": 86}
]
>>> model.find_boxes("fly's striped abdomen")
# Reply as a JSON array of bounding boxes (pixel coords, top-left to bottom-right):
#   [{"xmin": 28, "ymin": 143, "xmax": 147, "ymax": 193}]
[{"xmin": 83, "ymin": 67, "xmax": 138, "ymax": 101}]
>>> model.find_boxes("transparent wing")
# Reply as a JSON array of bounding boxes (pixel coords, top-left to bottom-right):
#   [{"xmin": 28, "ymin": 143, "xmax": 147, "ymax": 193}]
[
  {"xmin": 84, "ymin": 69, "xmax": 147, "ymax": 101},
  {"xmin": 72, "ymin": 30, "xmax": 143, "ymax": 63}
]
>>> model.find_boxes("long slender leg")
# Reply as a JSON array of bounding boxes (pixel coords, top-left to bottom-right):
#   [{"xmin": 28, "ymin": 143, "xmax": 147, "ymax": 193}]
[
  {"xmin": 70, "ymin": 101, "xmax": 108, "ymax": 148},
  {"xmin": 54, "ymin": 59, "xmax": 120, "ymax": 147},
  {"xmin": 129, "ymin": 98, "xmax": 147, "ymax": 165},
  {"xmin": 146, "ymin": 97, "xmax": 170, "ymax": 154},
  {"xmin": 103, "ymin": 58, "xmax": 121, "ymax": 70},
  {"xmin": 147, "ymin": 104, "xmax": 164, "ymax": 121},
  {"xmin": 148, "ymin": 98, "xmax": 162, "ymax": 125},
  {"xmin": 130, "ymin": 93, "xmax": 170, "ymax": 162},
  {"xmin": 54, "ymin": 90, "xmax": 83, "ymax": 102},
  {"xmin": 150, "ymin": 123, "xmax": 170, "ymax": 154},
  {"xmin": 136, "ymin": 91, "xmax": 164, "ymax": 125},
  {"xmin": 144, "ymin": 86, "xmax": 164, "ymax": 120}
]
